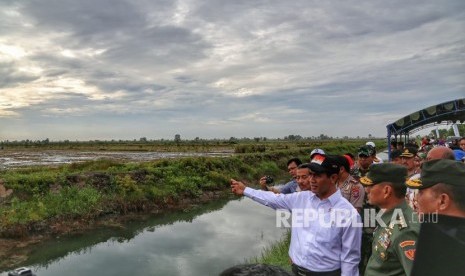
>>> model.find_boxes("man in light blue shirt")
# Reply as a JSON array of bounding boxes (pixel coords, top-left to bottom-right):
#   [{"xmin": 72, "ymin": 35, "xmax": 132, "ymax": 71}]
[
  {"xmin": 231, "ymin": 155, "xmax": 361, "ymax": 276},
  {"xmin": 260, "ymin": 158, "xmax": 302, "ymax": 194}
]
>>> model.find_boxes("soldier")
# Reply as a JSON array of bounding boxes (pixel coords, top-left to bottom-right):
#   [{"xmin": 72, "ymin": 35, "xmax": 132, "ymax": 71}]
[
  {"xmin": 399, "ymin": 147, "xmax": 420, "ymax": 210},
  {"xmin": 360, "ymin": 163, "xmax": 419, "ymax": 276},
  {"xmin": 351, "ymin": 145, "xmax": 375, "ymax": 179},
  {"xmin": 406, "ymin": 159, "xmax": 465, "ymax": 276},
  {"xmin": 390, "ymin": 149, "xmax": 403, "ymax": 165},
  {"xmin": 399, "ymin": 147, "xmax": 420, "ymax": 178},
  {"xmin": 366, "ymin": 141, "xmax": 384, "ymax": 164}
]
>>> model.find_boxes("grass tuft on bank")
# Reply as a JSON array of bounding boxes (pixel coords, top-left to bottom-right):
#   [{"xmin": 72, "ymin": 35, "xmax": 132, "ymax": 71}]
[{"xmin": 249, "ymin": 230, "xmax": 292, "ymax": 271}]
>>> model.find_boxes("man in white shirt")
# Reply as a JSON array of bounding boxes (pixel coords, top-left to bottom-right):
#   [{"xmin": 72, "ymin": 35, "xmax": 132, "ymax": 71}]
[{"xmin": 231, "ymin": 155, "xmax": 362, "ymax": 276}]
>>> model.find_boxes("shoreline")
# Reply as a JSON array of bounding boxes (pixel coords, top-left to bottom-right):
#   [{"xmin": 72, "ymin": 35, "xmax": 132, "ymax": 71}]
[{"xmin": 0, "ymin": 190, "xmax": 230, "ymax": 270}]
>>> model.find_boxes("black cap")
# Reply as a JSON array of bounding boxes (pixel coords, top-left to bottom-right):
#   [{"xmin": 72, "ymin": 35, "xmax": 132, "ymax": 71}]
[
  {"xmin": 390, "ymin": 149, "xmax": 402, "ymax": 159},
  {"xmin": 308, "ymin": 155, "xmax": 340, "ymax": 175}
]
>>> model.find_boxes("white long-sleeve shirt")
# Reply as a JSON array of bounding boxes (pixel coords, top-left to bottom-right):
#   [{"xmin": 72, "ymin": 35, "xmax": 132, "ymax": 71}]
[{"xmin": 244, "ymin": 188, "xmax": 361, "ymax": 276}]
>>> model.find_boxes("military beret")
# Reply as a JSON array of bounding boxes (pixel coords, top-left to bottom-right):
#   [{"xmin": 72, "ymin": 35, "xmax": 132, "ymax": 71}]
[
  {"xmin": 406, "ymin": 159, "xmax": 465, "ymax": 189},
  {"xmin": 360, "ymin": 163, "xmax": 407, "ymax": 186}
]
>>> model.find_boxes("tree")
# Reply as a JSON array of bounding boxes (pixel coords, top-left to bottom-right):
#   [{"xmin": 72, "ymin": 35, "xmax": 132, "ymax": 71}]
[{"xmin": 174, "ymin": 134, "xmax": 181, "ymax": 142}]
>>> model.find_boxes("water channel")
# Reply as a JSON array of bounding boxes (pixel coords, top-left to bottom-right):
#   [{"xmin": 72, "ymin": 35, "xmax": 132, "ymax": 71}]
[
  {"xmin": 0, "ymin": 150, "xmax": 233, "ymax": 169},
  {"xmin": 1, "ymin": 197, "xmax": 288, "ymax": 276}
]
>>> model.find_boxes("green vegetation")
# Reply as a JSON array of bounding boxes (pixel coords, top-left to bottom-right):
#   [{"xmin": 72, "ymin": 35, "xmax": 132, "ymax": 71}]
[
  {"xmin": 250, "ymin": 230, "xmax": 292, "ymax": 271},
  {"xmin": 0, "ymin": 139, "xmax": 385, "ymax": 237}
]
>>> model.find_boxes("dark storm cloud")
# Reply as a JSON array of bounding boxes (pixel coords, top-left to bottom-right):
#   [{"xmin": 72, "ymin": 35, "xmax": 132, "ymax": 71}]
[{"xmin": 21, "ymin": 0, "xmax": 148, "ymax": 37}]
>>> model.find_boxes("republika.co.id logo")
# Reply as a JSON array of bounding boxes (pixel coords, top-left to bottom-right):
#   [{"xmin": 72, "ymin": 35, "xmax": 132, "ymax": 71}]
[{"xmin": 275, "ymin": 208, "xmax": 438, "ymax": 228}]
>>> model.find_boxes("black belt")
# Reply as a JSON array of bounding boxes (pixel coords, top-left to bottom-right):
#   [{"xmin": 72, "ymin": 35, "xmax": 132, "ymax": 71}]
[{"xmin": 291, "ymin": 264, "xmax": 341, "ymax": 276}]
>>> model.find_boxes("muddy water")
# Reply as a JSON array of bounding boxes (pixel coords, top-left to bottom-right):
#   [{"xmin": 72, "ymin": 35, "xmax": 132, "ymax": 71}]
[
  {"xmin": 0, "ymin": 150, "xmax": 233, "ymax": 169},
  {"xmin": 0, "ymin": 197, "xmax": 288, "ymax": 276}
]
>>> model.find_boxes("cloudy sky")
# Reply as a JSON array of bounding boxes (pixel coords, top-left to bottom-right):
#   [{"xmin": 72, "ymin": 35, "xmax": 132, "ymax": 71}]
[{"xmin": 1, "ymin": 0, "xmax": 464, "ymax": 141}]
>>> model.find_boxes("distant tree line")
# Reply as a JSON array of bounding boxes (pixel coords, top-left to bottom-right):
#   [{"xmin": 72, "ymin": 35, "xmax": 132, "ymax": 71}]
[
  {"xmin": 427, "ymin": 124, "xmax": 465, "ymax": 138},
  {"xmin": 0, "ymin": 133, "xmax": 390, "ymax": 148}
]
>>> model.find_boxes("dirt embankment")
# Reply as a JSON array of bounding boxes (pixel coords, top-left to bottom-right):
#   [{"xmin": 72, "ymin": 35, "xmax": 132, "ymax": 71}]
[{"xmin": 0, "ymin": 176, "xmax": 230, "ymax": 270}]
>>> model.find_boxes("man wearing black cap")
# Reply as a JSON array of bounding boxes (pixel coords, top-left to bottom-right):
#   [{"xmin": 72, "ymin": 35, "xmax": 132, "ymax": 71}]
[
  {"xmin": 351, "ymin": 145, "xmax": 375, "ymax": 179},
  {"xmin": 389, "ymin": 149, "xmax": 402, "ymax": 165},
  {"xmin": 360, "ymin": 163, "xmax": 419, "ymax": 276},
  {"xmin": 399, "ymin": 147, "xmax": 420, "ymax": 210},
  {"xmin": 399, "ymin": 147, "xmax": 419, "ymax": 178},
  {"xmin": 406, "ymin": 159, "xmax": 465, "ymax": 276},
  {"xmin": 230, "ymin": 155, "xmax": 361, "ymax": 276}
]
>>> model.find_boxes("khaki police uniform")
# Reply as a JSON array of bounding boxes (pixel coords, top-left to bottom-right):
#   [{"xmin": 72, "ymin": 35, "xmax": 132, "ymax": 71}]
[{"xmin": 338, "ymin": 175, "xmax": 365, "ymax": 210}]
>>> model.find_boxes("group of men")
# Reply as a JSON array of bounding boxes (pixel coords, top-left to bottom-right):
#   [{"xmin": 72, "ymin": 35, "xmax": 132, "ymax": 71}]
[{"xmin": 229, "ymin": 141, "xmax": 465, "ymax": 276}]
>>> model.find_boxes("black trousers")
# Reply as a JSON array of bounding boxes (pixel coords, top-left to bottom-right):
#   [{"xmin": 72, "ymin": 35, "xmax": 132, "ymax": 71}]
[{"xmin": 291, "ymin": 264, "xmax": 341, "ymax": 276}]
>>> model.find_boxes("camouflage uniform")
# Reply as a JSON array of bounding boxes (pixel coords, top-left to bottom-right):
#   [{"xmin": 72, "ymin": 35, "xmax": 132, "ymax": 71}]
[{"xmin": 350, "ymin": 162, "xmax": 370, "ymax": 180}]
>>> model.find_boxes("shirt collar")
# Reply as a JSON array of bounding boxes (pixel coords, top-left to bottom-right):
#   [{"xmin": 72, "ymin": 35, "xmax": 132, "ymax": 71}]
[
  {"xmin": 311, "ymin": 189, "xmax": 342, "ymax": 206},
  {"xmin": 380, "ymin": 200, "xmax": 409, "ymax": 223}
]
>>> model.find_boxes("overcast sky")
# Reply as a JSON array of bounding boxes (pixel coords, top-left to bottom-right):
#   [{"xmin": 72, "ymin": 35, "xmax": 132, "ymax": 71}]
[{"xmin": 1, "ymin": 0, "xmax": 464, "ymax": 141}]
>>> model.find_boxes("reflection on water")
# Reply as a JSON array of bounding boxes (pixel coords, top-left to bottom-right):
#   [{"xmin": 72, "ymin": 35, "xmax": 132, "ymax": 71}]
[
  {"xmin": 1, "ymin": 197, "xmax": 287, "ymax": 276},
  {"xmin": 0, "ymin": 150, "xmax": 233, "ymax": 169}
]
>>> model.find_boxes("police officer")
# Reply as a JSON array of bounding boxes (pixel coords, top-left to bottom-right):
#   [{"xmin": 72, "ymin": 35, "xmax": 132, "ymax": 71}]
[
  {"xmin": 351, "ymin": 145, "xmax": 377, "ymax": 274},
  {"xmin": 335, "ymin": 155, "xmax": 365, "ymax": 213},
  {"xmin": 360, "ymin": 163, "xmax": 419, "ymax": 276}
]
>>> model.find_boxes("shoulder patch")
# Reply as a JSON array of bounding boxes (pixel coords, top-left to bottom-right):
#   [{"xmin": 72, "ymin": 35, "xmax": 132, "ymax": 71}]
[
  {"xmin": 399, "ymin": 240, "xmax": 415, "ymax": 248},
  {"xmin": 404, "ymin": 249, "xmax": 415, "ymax": 261}
]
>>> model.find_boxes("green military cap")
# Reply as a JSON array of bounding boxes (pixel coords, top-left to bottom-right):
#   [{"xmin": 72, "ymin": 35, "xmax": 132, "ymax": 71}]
[
  {"xmin": 358, "ymin": 145, "xmax": 374, "ymax": 157},
  {"xmin": 360, "ymin": 163, "xmax": 408, "ymax": 186},
  {"xmin": 406, "ymin": 159, "xmax": 465, "ymax": 189}
]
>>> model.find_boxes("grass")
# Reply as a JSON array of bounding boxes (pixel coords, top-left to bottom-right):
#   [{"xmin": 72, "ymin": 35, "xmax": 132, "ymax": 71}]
[
  {"xmin": 0, "ymin": 139, "xmax": 386, "ymax": 237},
  {"xmin": 249, "ymin": 230, "xmax": 292, "ymax": 271}
]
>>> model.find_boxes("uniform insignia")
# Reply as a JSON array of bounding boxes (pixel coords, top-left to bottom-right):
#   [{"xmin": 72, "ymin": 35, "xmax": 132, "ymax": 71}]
[
  {"xmin": 378, "ymin": 231, "xmax": 391, "ymax": 249},
  {"xmin": 404, "ymin": 249, "xmax": 415, "ymax": 261},
  {"xmin": 399, "ymin": 240, "xmax": 415, "ymax": 248},
  {"xmin": 380, "ymin": 252, "xmax": 387, "ymax": 260},
  {"xmin": 351, "ymin": 186, "xmax": 360, "ymax": 199},
  {"xmin": 360, "ymin": 176, "xmax": 373, "ymax": 185},
  {"xmin": 406, "ymin": 178, "xmax": 423, "ymax": 188}
]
